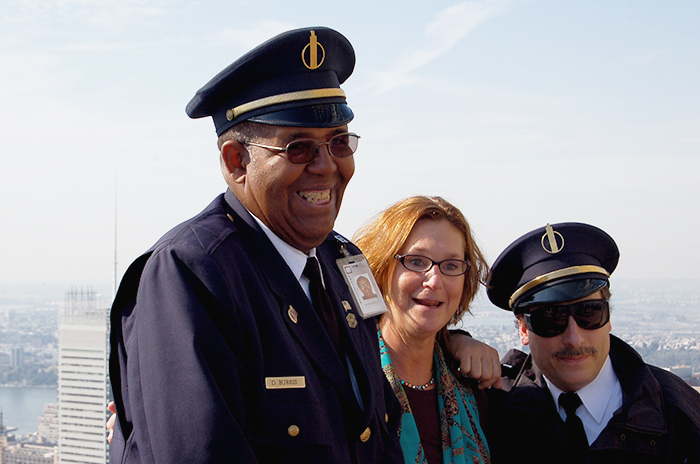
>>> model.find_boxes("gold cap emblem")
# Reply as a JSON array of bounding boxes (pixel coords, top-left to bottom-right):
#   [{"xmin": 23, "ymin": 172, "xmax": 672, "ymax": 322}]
[
  {"xmin": 541, "ymin": 224, "xmax": 564, "ymax": 254},
  {"xmin": 302, "ymin": 31, "xmax": 325, "ymax": 70}
]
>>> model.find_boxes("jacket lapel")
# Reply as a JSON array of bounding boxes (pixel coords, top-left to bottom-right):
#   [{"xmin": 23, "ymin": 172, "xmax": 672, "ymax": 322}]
[
  {"xmin": 318, "ymin": 247, "xmax": 375, "ymax": 414},
  {"xmin": 222, "ymin": 192, "xmax": 359, "ymax": 406},
  {"xmin": 608, "ymin": 335, "xmax": 666, "ymax": 434}
]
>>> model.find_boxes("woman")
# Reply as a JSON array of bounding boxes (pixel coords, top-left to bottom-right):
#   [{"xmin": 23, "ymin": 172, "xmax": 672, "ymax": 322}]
[
  {"xmin": 105, "ymin": 195, "xmax": 498, "ymax": 458},
  {"xmin": 353, "ymin": 195, "xmax": 490, "ymax": 464}
]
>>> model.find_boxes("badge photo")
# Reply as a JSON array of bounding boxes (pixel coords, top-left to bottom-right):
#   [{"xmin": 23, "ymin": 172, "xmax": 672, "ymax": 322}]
[{"xmin": 336, "ymin": 255, "xmax": 388, "ymax": 318}]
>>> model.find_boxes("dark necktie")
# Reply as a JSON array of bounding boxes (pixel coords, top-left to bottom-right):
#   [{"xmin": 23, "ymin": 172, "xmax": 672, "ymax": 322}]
[
  {"xmin": 303, "ymin": 257, "xmax": 344, "ymax": 360},
  {"xmin": 559, "ymin": 392, "xmax": 589, "ymax": 461}
]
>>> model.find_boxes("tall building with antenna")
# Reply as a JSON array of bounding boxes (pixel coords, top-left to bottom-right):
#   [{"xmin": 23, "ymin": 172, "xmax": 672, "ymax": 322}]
[{"xmin": 57, "ymin": 288, "xmax": 109, "ymax": 464}]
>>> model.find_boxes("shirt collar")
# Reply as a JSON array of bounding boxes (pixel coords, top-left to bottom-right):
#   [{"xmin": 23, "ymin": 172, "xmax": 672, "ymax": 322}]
[
  {"xmin": 545, "ymin": 355, "xmax": 618, "ymax": 425},
  {"xmin": 249, "ymin": 213, "xmax": 315, "ymax": 281},
  {"xmin": 576, "ymin": 356, "xmax": 618, "ymax": 424}
]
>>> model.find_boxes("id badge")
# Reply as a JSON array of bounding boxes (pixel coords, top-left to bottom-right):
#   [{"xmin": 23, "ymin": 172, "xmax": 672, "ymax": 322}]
[{"xmin": 336, "ymin": 254, "xmax": 388, "ymax": 319}]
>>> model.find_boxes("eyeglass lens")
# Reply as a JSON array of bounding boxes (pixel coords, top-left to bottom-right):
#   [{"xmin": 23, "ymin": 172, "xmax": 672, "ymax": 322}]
[
  {"xmin": 286, "ymin": 133, "xmax": 358, "ymax": 164},
  {"xmin": 526, "ymin": 299, "xmax": 610, "ymax": 338},
  {"xmin": 396, "ymin": 254, "xmax": 469, "ymax": 276}
]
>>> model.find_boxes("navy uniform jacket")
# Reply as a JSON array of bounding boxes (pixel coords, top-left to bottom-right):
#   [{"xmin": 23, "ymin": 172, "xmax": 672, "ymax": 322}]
[
  {"xmin": 486, "ymin": 335, "xmax": 700, "ymax": 464},
  {"xmin": 109, "ymin": 191, "xmax": 403, "ymax": 464}
]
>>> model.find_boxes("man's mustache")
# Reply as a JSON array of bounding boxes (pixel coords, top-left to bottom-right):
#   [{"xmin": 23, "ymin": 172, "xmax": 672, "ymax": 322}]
[{"xmin": 553, "ymin": 346, "xmax": 597, "ymax": 358}]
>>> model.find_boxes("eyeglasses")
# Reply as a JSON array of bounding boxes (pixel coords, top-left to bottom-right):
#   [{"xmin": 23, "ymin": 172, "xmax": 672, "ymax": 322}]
[
  {"xmin": 394, "ymin": 254, "xmax": 470, "ymax": 277},
  {"xmin": 245, "ymin": 132, "xmax": 360, "ymax": 165},
  {"xmin": 523, "ymin": 299, "xmax": 610, "ymax": 338}
]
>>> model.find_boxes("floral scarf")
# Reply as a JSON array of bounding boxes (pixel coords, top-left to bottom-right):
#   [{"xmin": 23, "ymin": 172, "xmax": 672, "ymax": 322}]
[{"xmin": 378, "ymin": 329, "xmax": 490, "ymax": 464}]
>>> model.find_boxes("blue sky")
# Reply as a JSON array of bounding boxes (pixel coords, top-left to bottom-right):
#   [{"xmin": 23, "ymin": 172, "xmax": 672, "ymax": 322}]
[{"xmin": 1, "ymin": 0, "xmax": 698, "ymax": 296}]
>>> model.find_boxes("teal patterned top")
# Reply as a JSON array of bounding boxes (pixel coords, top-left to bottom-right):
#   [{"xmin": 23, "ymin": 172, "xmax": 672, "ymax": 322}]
[{"xmin": 378, "ymin": 328, "xmax": 490, "ymax": 464}]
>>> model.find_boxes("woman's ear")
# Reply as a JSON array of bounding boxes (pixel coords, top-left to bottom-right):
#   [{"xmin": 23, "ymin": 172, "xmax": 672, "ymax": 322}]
[{"xmin": 221, "ymin": 140, "xmax": 249, "ymax": 184}]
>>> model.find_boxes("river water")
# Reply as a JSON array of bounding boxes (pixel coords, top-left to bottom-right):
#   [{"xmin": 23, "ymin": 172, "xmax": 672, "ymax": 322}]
[{"xmin": 0, "ymin": 386, "xmax": 57, "ymax": 437}]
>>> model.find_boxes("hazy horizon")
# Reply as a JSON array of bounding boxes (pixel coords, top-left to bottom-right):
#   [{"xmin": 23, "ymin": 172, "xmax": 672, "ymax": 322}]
[{"xmin": 2, "ymin": 1, "xmax": 698, "ymax": 288}]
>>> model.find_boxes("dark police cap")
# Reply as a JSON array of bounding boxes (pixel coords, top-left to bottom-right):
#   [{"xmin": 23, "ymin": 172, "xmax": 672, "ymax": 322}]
[
  {"xmin": 487, "ymin": 223, "xmax": 619, "ymax": 312},
  {"xmin": 186, "ymin": 27, "xmax": 355, "ymax": 136}
]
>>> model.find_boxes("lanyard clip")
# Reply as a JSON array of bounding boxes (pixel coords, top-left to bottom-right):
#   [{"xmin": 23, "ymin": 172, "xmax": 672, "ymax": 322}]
[{"xmin": 334, "ymin": 234, "xmax": 351, "ymax": 257}]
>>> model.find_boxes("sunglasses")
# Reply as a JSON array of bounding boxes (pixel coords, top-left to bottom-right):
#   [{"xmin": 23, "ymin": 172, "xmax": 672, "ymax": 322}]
[
  {"xmin": 245, "ymin": 132, "xmax": 360, "ymax": 165},
  {"xmin": 523, "ymin": 299, "xmax": 610, "ymax": 338}
]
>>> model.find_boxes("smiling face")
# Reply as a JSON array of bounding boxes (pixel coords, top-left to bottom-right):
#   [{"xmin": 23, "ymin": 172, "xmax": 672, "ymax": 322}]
[
  {"xmin": 519, "ymin": 290, "xmax": 611, "ymax": 392},
  {"xmin": 384, "ymin": 219, "xmax": 466, "ymax": 341},
  {"xmin": 223, "ymin": 124, "xmax": 354, "ymax": 252}
]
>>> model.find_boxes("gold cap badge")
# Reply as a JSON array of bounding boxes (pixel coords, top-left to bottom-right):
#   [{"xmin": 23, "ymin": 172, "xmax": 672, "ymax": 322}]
[
  {"xmin": 541, "ymin": 224, "xmax": 564, "ymax": 254},
  {"xmin": 302, "ymin": 30, "xmax": 325, "ymax": 70}
]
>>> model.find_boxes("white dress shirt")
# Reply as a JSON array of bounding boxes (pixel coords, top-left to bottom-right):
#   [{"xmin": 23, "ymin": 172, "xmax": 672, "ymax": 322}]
[
  {"xmin": 250, "ymin": 213, "xmax": 319, "ymax": 299},
  {"xmin": 250, "ymin": 212, "xmax": 364, "ymax": 409},
  {"xmin": 545, "ymin": 355, "xmax": 623, "ymax": 445}
]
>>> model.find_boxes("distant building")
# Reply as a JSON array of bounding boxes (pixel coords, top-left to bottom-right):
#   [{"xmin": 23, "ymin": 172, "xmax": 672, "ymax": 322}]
[
  {"xmin": 2, "ymin": 443, "xmax": 57, "ymax": 464},
  {"xmin": 10, "ymin": 347, "xmax": 24, "ymax": 369},
  {"xmin": 57, "ymin": 289, "xmax": 109, "ymax": 464},
  {"xmin": 1, "ymin": 413, "xmax": 7, "ymax": 463},
  {"xmin": 670, "ymin": 365, "xmax": 693, "ymax": 383},
  {"xmin": 37, "ymin": 404, "xmax": 58, "ymax": 444}
]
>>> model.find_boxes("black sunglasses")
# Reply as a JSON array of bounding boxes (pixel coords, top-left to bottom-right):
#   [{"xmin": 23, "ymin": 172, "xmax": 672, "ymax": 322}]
[{"xmin": 523, "ymin": 299, "xmax": 610, "ymax": 338}]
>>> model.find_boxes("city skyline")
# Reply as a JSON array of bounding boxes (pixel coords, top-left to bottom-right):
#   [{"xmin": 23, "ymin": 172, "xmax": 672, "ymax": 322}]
[
  {"xmin": 1, "ymin": 278, "xmax": 699, "ymax": 449},
  {"xmin": 1, "ymin": 0, "xmax": 699, "ymax": 291}
]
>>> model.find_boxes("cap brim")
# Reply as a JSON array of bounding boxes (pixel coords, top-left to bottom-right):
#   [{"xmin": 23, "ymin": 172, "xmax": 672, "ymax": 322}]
[
  {"xmin": 514, "ymin": 277, "xmax": 608, "ymax": 312},
  {"xmin": 248, "ymin": 102, "xmax": 354, "ymax": 128}
]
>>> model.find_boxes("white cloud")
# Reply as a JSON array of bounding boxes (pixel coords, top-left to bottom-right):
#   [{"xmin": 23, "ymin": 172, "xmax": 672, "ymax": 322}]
[
  {"xmin": 0, "ymin": 51, "xmax": 68, "ymax": 98},
  {"xmin": 625, "ymin": 49, "xmax": 667, "ymax": 65},
  {"xmin": 210, "ymin": 21, "xmax": 298, "ymax": 51},
  {"xmin": 2, "ymin": 0, "xmax": 177, "ymax": 36},
  {"xmin": 369, "ymin": 0, "xmax": 516, "ymax": 94}
]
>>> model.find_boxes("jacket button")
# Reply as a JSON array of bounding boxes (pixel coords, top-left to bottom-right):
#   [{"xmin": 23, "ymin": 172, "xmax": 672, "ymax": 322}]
[
  {"xmin": 288, "ymin": 425, "xmax": 300, "ymax": 437},
  {"xmin": 385, "ymin": 413, "xmax": 389, "ymax": 423},
  {"xmin": 620, "ymin": 434, "xmax": 626, "ymax": 441},
  {"xmin": 360, "ymin": 427, "xmax": 371, "ymax": 442}
]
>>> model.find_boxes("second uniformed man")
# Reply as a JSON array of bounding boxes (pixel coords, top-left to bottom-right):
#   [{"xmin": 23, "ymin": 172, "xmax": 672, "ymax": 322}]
[{"xmin": 485, "ymin": 222, "xmax": 700, "ymax": 463}]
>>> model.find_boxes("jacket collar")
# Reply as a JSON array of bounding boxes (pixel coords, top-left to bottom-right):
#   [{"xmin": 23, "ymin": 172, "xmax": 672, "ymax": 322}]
[
  {"xmin": 504, "ymin": 335, "xmax": 667, "ymax": 434},
  {"xmin": 607, "ymin": 334, "xmax": 667, "ymax": 434},
  {"xmin": 221, "ymin": 191, "xmax": 366, "ymax": 411}
]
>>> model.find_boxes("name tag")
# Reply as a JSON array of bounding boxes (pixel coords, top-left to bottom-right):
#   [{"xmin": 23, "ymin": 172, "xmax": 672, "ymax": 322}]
[{"xmin": 265, "ymin": 376, "xmax": 306, "ymax": 389}]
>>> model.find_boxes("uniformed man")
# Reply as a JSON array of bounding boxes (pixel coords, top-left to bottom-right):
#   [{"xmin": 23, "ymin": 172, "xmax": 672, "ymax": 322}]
[
  {"xmin": 108, "ymin": 27, "xmax": 404, "ymax": 463},
  {"xmin": 485, "ymin": 222, "xmax": 700, "ymax": 464}
]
